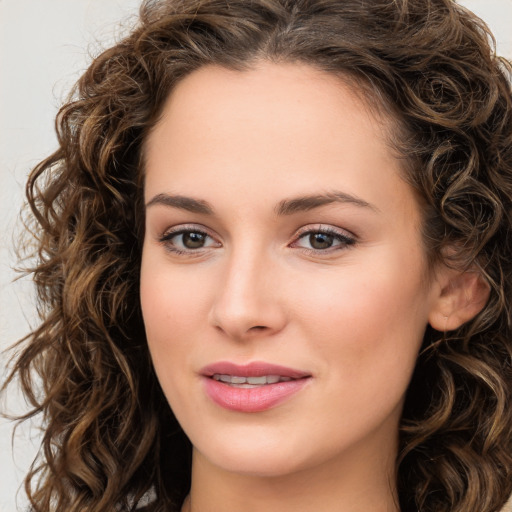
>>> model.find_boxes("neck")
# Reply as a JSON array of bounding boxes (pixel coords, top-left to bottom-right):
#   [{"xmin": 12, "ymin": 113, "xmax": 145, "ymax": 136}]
[{"xmin": 185, "ymin": 445, "xmax": 400, "ymax": 512}]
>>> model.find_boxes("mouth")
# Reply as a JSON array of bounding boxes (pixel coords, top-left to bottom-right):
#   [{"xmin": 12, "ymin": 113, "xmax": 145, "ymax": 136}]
[{"xmin": 201, "ymin": 361, "xmax": 311, "ymax": 412}]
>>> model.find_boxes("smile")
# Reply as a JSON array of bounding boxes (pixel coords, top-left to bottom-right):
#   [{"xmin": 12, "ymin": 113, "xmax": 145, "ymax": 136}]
[{"xmin": 201, "ymin": 362, "xmax": 311, "ymax": 412}]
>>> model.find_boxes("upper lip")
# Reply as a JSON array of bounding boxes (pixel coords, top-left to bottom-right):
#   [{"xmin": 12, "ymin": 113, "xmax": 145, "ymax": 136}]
[{"xmin": 200, "ymin": 361, "xmax": 310, "ymax": 379}]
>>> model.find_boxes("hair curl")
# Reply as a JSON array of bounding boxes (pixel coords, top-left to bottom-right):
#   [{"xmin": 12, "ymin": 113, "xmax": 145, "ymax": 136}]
[{"xmin": 4, "ymin": 0, "xmax": 512, "ymax": 511}]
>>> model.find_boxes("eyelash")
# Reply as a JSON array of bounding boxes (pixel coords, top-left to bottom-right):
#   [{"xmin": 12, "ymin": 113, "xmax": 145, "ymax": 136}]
[
  {"xmin": 159, "ymin": 224, "xmax": 356, "ymax": 256},
  {"xmin": 159, "ymin": 225, "xmax": 218, "ymax": 256},
  {"xmin": 291, "ymin": 226, "xmax": 356, "ymax": 254}
]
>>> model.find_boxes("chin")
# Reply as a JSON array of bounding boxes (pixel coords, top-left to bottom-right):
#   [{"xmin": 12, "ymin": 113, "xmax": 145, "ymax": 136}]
[{"xmin": 192, "ymin": 428, "xmax": 314, "ymax": 478}]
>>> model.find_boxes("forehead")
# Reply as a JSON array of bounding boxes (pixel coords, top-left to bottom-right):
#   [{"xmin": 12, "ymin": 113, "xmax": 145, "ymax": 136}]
[
  {"xmin": 143, "ymin": 61, "xmax": 418, "ymax": 225},
  {"xmin": 146, "ymin": 62, "xmax": 395, "ymax": 160}
]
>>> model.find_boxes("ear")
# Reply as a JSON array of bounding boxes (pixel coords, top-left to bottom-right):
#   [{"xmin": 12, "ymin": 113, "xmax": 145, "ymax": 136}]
[{"xmin": 428, "ymin": 267, "xmax": 490, "ymax": 332}]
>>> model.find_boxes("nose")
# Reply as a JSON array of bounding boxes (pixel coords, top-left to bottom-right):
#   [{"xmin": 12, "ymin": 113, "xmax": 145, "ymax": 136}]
[{"xmin": 208, "ymin": 247, "xmax": 287, "ymax": 340}]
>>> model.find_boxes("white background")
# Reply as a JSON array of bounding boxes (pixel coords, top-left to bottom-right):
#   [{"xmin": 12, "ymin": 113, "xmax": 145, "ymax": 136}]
[{"xmin": 0, "ymin": 1, "xmax": 511, "ymax": 510}]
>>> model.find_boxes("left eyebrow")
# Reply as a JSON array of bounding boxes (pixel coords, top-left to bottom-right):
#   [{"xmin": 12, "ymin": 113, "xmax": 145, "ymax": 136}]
[{"xmin": 275, "ymin": 191, "xmax": 379, "ymax": 215}]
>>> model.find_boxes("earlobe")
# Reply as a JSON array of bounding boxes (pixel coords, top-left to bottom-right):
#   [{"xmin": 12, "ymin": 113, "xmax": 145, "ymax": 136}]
[{"xmin": 428, "ymin": 268, "xmax": 490, "ymax": 332}]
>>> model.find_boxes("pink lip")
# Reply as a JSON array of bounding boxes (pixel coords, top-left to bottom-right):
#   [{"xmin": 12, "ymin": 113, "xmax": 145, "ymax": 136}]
[
  {"xmin": 200, "ymin": 361, "xmax": 311, "ymax": 413},
  {"xmin": 201, "ymin": 361, "xmax": 310, "ymax": 379}
]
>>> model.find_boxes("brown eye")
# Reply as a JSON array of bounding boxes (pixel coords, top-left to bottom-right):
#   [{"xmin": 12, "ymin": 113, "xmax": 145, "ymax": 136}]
[
  {"xmin": 182, "ymin": 231, "xmax": 207, "ymax": 249},
  {"xmin": 292, "ymin": 227, "xmax": 356, "ymax": 253},
  {"xmin": 160, "ymin": 228, "xmax": 220, "ymax": 254},
  {"xmin": 309, "ymin": 232, "xmax": 334, "ymax": 250}
]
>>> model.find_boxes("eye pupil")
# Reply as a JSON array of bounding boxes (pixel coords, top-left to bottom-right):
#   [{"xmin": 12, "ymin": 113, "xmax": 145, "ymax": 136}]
[
  {"xmin": 183, "ymin": 232, "xmax": 206, "ymax": 249},
  {"xmin": 309, "ymin": 232, "xmax": 334, "ymax": 249}
]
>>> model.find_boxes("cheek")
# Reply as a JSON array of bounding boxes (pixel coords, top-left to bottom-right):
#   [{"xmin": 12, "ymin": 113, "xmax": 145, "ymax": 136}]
[
  {"xmin": 140, "ymin": 266, "xmax": 205, "ymax": 419},
  {"xmin": 139, "ymin": 251, "xmax": 208, "ymax": 382},
  {"xmin": 294, "ymin": 250, "xmax": 430, "ymax": 381},
  {"xmin": 140, "ymin": 246, "xmax": 212, "ymax": 335},
  {"xmin": 141, "ymin": 276, "xmax": 202, "ymax": 339}
]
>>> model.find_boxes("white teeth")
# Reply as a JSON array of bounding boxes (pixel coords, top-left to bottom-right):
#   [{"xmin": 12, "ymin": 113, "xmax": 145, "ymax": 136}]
[
  {"xmin": 212, "ymin": 374, "xmax": 294, "ymax": 386},
  {"xmin": 246, "ymin": 376, "xmax": 267, "ymax": 385}
]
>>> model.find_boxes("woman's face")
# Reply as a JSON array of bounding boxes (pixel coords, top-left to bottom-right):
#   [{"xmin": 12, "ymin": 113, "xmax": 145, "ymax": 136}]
[{"xmin": 141, "ymin": 62, "xmax": 441, "ymax": 479}]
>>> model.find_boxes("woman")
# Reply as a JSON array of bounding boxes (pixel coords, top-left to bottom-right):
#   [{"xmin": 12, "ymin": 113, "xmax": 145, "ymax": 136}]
[{"xmin": 4, "ymin": 0, "xmax": 512, "ymax": 511}]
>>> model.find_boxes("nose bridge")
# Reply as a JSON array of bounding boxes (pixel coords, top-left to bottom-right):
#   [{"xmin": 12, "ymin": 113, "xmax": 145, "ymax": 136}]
[{"xmin": 209, "ymin": 240, "xmax": 285, "ymax": 338}]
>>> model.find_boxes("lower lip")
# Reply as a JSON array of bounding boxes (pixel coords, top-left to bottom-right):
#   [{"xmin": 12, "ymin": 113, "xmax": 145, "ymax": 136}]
[{"xmin": 203, "ymin": 377, "xmax": 310, "ymax": 413}]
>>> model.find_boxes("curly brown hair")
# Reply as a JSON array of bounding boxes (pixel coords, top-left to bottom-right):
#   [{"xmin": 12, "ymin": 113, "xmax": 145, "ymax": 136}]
[{"xmin": 3, "ymin": 0, "xmax": 512, "ymax": 511}]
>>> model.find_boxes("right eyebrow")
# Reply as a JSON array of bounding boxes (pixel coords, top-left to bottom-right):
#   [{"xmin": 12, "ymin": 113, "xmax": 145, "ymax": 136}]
[{"xmin": 145, "ymin": 193, "xmax": 214, "ymax": 215}]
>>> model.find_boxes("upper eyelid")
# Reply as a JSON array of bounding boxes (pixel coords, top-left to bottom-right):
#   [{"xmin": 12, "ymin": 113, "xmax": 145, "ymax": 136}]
[
  {"xmin": 160, "ymin": 223, "xmax": 216, "ymax": 238},
  {"xmin": 293, "ymin": 224, "xmax": 356, "ymax": 240}
]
